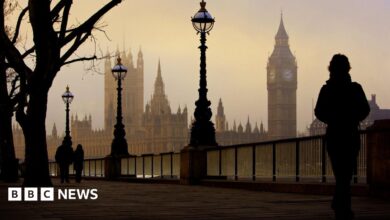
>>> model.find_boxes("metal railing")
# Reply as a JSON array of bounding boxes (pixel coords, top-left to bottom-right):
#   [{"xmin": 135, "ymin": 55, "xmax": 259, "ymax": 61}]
[
  {"xmin": 49, "ymin": 152, "xmax": 181, "ymax": 179},
  {"xmin": 206, "ymin": 132, "xmax": 367, "ymax": 183},
  {"xmin": 120, "ymin": 152, "xmax": 180, "ymax": 179},
  {"xmin": 49, "ymin": 132, "xmax": 369, "ymax": 184},
  {"xmin": 49, "ymin": 158, "xmax": 105, "ymax": 177}
]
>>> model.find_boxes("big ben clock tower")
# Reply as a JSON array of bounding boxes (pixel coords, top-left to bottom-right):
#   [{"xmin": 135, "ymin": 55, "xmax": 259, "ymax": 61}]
[{"xmin": 267, "ymin": 14, "xmax": 297, "ymax": 140}]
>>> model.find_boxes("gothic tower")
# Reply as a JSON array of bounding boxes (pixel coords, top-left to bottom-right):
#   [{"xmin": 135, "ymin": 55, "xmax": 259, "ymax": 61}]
[
  {"xmin": 215, "ymin": 98, "xmax": 226, "ymax": 132},
  {"xmin": 267, "ymin": 14, "xmax": 297, "ymax": 140},
  {"xmin": 150, "ymin": 60, "xmax": 171, "ymax": 115},
  {"xmin": 104, "ymin": 51, "xmax": 115, "ymax": 130},
  {"xmin": 122, "ymin": 48, "xmax": 144, "ymax": 135},
  {"xmin": 104, "ymin": 48, "xmax": 144, "ymax": 134}
]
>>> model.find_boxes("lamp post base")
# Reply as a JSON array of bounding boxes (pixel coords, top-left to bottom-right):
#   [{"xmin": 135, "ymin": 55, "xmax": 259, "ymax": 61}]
[
  {"xmin": 180, "ymin": 145, "xmax": 215, "ymax": 185},
  {"xmin": 104, "ymin": 155, "xmax": 121, "ymax": 180}
]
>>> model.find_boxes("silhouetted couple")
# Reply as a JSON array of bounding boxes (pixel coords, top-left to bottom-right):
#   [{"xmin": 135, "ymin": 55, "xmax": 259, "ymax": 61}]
[
  {"xmin": 315, "ymin": 54, "xmax": 370, "ymax": 220},
  {"xmin": 55, "ymin": 143, "xmax": 84, "ymax": 183}
]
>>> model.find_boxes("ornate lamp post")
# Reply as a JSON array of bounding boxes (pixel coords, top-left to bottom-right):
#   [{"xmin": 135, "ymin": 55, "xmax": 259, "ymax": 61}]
[
  {"xmin": 110, "ymin": 57, "xmax": 129, "ymax": 156},
  {"xmin": 190, "ymin": 0, "xmax": 217, "ymax": 146},
  {"xmin": 61, "ymin": 86, "xmax": 74, "ymax": 148}
]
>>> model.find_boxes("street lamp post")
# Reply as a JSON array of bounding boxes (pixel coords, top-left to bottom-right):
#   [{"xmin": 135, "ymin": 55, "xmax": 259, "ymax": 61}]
[
  {"xmin": 190, "ymin": 0, "xmax": 217, "ymax": 147},
  {"xmin": 110, "ymin": 57, "xmax": 129, "ymax": 156},
  {"xmin": 62, "ymin": 86, "xmax": 74, "ymax": 148}
]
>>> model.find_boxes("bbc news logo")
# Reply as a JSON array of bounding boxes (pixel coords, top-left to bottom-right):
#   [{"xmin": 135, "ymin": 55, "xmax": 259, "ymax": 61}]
[{"xmin": 8, "ymin": 187, "xmax": 98, "ymax": 201}]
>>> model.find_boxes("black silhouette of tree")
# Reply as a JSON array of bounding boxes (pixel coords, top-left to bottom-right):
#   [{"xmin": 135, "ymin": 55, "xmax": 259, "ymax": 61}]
[
  {"xmin": 0, "ymin": 1, "xmax": 19, "ymax": 182},
  {"xmin": 0, "ymin": 0, "xmax": 123, "ymax": 186}
]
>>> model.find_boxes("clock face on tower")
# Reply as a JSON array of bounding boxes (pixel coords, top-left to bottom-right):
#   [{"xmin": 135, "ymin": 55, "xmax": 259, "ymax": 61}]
[
  {"xmin": 269, "ymin": 70, "xmax": 276, "ymax": 82},
  {"xmin": 283, "ymin": 69, "xmax": 293, "ymax": 81}
]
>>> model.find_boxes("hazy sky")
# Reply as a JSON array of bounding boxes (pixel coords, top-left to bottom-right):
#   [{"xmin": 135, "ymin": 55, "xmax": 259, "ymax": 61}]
[{"xmin": 11, "ymin": 0, "xmax": 390, "ymax": 135}]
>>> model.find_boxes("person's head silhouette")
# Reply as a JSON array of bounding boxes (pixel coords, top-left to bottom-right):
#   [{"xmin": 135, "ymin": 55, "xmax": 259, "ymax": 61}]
[{"xmin": 328, "ymin": 54, "xmax": 351, "ymax": 80}]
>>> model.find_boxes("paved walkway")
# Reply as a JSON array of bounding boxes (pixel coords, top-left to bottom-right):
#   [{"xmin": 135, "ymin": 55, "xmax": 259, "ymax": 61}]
[{"xmin": 1, "ymin": 179, "xmax": 389, "ymax": 219}]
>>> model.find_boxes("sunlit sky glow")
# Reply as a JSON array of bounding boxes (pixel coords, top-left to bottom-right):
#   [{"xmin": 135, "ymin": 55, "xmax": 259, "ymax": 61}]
[{"xmin": 10, "ymin": 0, "xmax": 390, "ymax": 135}]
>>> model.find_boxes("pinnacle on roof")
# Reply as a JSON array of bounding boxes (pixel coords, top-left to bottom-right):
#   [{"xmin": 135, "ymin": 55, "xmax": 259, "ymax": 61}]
[
  {"xmin": 217, "ymin": 98, "xmax": 224, "ymax": 116},
  {"xmin": 275, "ymin": 12, "xmax": 289, "ymax": 40}
]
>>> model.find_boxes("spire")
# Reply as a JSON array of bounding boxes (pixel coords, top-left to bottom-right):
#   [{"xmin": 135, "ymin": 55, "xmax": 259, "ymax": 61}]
[
  {"xmin": 177, "ymin": 105, "xmax": 182, "ymax": 114},
  {"xmin": 154, "ymin": 59, "xmax": 165, "ymax": 96},
  {"xmin": 137, "ymin": 46, "xmax": 143, "ymax": 69},
  {"xmin": 269, "ymin": 12, "xmax": 295, "ymax": 60},
  {"xmin": 238, "ymin": 123, "xmax": 243, "ymax": 133},
  {"xmin": 149, "ymin": 59, "xmax": 171, "ymax": 115},
  {"xmin": 217, "ymin": 98, "xmax": 224, "ymax": 116},
  {"xmin": 138, "ymin": 46, "xmax": 143, "ymax": 58},
  {"xmin": 127, "ymin": 48, "xmax": 134, "ymax": 68},
  {"xmin": 260, "ymin": 121, "xmax": 264, "ymax": 134},
  {"xmin": 245, "ymin": 116, "xmax": 251, "ymax": 133},
  {"xmin": 254, "ymin": 122, "xmax": 260, "ymax": 134},
  {"xmin": 52, "ymin": 123, "xmax": 58, "ymax": 138},
  {"xmin": 158, "ymin": 59, "xmax": 161, "ymax": 76},
  {"xmin": 275, "ymin": 11, "xmax": 289, "ymax": 40}
]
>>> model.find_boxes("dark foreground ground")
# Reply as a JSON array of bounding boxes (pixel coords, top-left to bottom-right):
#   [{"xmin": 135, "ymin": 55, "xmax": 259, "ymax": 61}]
[{"xmin": 1, "ymin": 179, "xmax": 389, "ymax": 220}]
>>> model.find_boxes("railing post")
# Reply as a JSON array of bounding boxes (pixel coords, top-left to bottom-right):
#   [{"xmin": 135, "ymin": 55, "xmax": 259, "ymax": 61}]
[
  {"xmin": 321, "ymin": 137, "xmax": 327, "ymax": 183},
  {"xmin": 88, "ymin": 160, "xmax": 91, "ymax": 177},
  {"xmin": 126, "ymin": 157, "xmax": 129, "ymax": 175},
  {"xmin": 252, "ymin": 145, "xmax": 256, "ymax": 181},
  {"xmin": 234, "ymin": 146, "xmax": 238, "ymax": 181},
  {"xmin": 272, "ymin": 143, "xmax": 276, "ymax": 182},
  {"xmin": 218, "ymin": 149, "xmax": 222, "ymax": 176},
  {"xmin": 161, "ymin": 154, "xmax": 163, "ymax": 179},
  {"xmin": 142, "ymin": 155, "xmax": 145, "ymax": 179},
  {"xmin": 296, "ymin": 140, "xmax": 300, "ymax": 182},
  {"xmin": 151, "ymin": 155, "xmax": 154, "ymax": 178},
  {"xmin": 101, "ymin": 160, "xmax": 103, "ymax": 177},
  {"xmin": 134, "ymin": 157, "xmax": 137, "ymax": 178},
  {"xmin": 95, "ymin": 160, "xmax": 97, "ymax": 177},
  {"xmin": 170, "ymin": 152, "xmax": 173, "ymax": 179}
]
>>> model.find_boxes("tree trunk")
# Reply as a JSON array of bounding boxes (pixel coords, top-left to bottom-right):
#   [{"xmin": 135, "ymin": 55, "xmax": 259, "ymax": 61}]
[
  {"xmin": 0, "ymin": 109, "xmax": 19, "ymax": 182},
  {"xmin": 0, "ymin": 52, "xmax": 18, "ymax": 182},
  {"xmin": 21, "ymin": 89, "xmax": 52, "ymax": 186}
]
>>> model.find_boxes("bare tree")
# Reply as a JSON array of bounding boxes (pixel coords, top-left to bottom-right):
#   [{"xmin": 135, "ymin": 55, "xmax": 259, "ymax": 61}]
[
  {"xmin": 0, "ymin": 1, "xmax": 19, "ymax": 182},
  {"xmin": 0, "ymin": 0, "xmax": 123, "ymax": 186}
]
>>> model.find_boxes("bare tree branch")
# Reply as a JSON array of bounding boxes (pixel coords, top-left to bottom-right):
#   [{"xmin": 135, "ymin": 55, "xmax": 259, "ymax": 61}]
[
  {"xmin": 21, "ymin": 46, "xmax": 35, "ymax": 59},
  {"xmin": 9, "ymin": 74, "xmax": 20, "ymax": 97},
  {"xmin": 63, "ymin": 55, "xmax": 97, "ymax": 65},
  {"xmin": 59, "ymin": 0, "xmax": 72, "ymax": 41},
  {"xmin": 60, "ymin": 0, "xmax": 121, "ymax": 48},
  {"xmin": 60, "ymin": 31, "xmax": 90, "ymax": 64},
  {"xmin": 12, "ymin": 6, "xmax": 28, "ymax": 44},
  {"xmin": 50, "ymin": 0, "xmax": 69, "ymax": 21}
]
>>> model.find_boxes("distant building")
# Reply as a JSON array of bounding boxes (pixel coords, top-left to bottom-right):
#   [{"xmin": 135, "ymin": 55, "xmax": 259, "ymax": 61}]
[
  {"xmin": 309, "ymin": 94, "xmax": 390, "ymax": 135},
  {"xmin": 267, "ymin": 14, "xmax": 298, "ymax": 140},
  {"xmin": 68, "ymin": 54, "xmax": 189, "ymax": 158},
  {"xmin": 215, "ymin": 99, "xmax": 267, "ymax": 145},
  {"xmin": 13, "ymin": 123, "xmax": 61, "ymax": 161},
  {"xmin": 12, "ymin": 14, "xmax": 304, "ymax": 160}
]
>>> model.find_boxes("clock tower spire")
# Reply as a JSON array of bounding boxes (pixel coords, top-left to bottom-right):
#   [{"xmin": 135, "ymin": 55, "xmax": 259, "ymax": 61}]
[{"xmin": 267, "ymin": 13, "xmax": 297, "ymax": 140}]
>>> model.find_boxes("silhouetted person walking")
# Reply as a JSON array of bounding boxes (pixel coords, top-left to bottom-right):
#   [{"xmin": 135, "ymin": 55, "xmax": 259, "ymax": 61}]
[
  {"xmin": 55, "ymin": 143, "xmax": 73, "ymax": 183},
  {"xmin": 315, "ymin": 54, "xmax": 370, "ymax": 220},
  {"xmin": 73, "ymin": 144, "xmax": 84, "ymax": 183}
]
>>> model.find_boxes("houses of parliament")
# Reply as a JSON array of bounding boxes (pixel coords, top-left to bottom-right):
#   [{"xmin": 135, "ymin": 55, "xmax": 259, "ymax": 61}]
[{"xmin": 13, "ymin": 15, "xmax": 299, "ymax": 160}]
